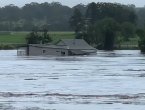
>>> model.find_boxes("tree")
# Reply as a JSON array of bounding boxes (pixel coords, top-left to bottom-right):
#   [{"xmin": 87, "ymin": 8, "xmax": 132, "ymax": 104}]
[
  {"xmin": 0, "ymin": 2, "xmax": 143, "ymax": 32},
  {"xmin": 40, "ymin": 29, "xmax": 52, "ymax": 44},
  {"xmin": 136, "ymin": 28, "xmax": 145, "ymax": 52},
  {"xmin": 136, "ymin": 28, "xmax": 145, "ymax": 39},
  {"xmin": 138, "ymin": 37, "xmax": 145, "ymax": 52},
  {"xmin": 94, "ymin": 18, "xmax": 121, "ymax": 50},
  {"xmin": 121, "ymin": 22, "xmax": 136, "ymax": 41},
  {"xmin": 136, "ymin": 8, "xmax": 145, "ymax": 28},
  {"xmin": 85, "ymin": 2, "xmax": 97, "ymax": 24},
  {"xmin": 86, "ymin": 2, "xmax": 138, "ymax": 25},
  {"xmin": 22, "ymin": 21, "xmax": 35, "ymax": 31},
  {"xmin": 76, "ymin": 32, "xmax": 91, "ymax": 44},
  {"xmin": 25, "ymin": 29, "xmax": 52, "ymax": 44},
  {"xmin": 1, "ymin": 4, "xmax": 21, "ymax": 31},
  {"xmin": 69, "ymin": 8, "xmax": 83, "ymax": 33},
  {"xmin": 25, "ymin": 30, "xmax": 40, "ymax": 44},
  {"xmin": 87, "ymin": 24, "xmax": 97, "ymax": 44},
  {"xmin": 73, "ymin": 4, "xmax": 87, "ymax": 15}
]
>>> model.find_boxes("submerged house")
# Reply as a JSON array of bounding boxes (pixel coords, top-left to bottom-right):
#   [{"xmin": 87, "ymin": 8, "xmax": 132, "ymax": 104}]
[{"xmin": 17, "ymin": 39, "xmax": 97, "ymax": 56}]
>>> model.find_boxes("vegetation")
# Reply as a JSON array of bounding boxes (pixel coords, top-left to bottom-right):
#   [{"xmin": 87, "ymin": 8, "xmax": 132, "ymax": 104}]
[
  {"xmin": 136, "ymin": 28, "xmax": 145, "ymax": 52},
  {"xmin": 26, "ymin": 29, "xmax": 52, "ymax": 44},
  {"xmin": 69, "ymin": 2, "xmax": 139, "ymax": 50},
  {"xmin": 0, "ymin": 32, "xmax": 74, "ymax": 44},
  {"xmin": 0, "ymin": 2, "xmax": 145, "ymax": 51},
  {"xmin": 121, "ymin": 22, "xmax": 136, "ymax": 41},
  {"xmin": 0, "ymin": 2, "xmax": 144, "ymax": 31},
  {"xmin": 0, "ymin": 31, "xmax": 139, "ymax": 50}
]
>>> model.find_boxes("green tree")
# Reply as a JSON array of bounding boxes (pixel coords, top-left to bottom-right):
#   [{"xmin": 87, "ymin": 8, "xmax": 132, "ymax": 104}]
[
  {"xmin": 75, "ymin": 21, "xmax": 97, "ymax": 45},
  {"xmin": 26, "ymin": 29, "xmax": 52, "ymax": 44},
  {"xmin": 40, "ymin": 29, "xmax": 52, "ymax": 44},
  {"xmin": 76, "ymin": 32, "xmax": 91, "ymax": 44},
  {"xmin": 136, "ymin": 28, "xmax": 145, "ymax": 52},
  {"xmin": 86, "ymin": 2, "xmax": 138, "ymax": 25},
  {"xmin": 69, "ymin": 8, "xmax": 83, "ymax": 33},
  {"xmin": 1, "ymin": 4, "xmax": 21, "ymax": 31},
  {"xmin": 73, "ymin": 4, "xmax": 87, "ymax": 15},
  {"xmin": 121, "ymin": 22, "xmax": 136, "ymax": 41},
  {"xmin": 138, "ymin": 37, "xmax": 145, "ymax": 52},
  {"xmin": 85, "ymin": 2, "xmax": 97, "ymax": 24},
  {"xmin": 0, "ymin": 2, "xmax": 144, "ymax": 32},
  {"xmin": 87, "ymin": 24, "xmax": 97, "ymax": 44},
  {"xmin": 136, "ymin": 28, "xmax": 145, "ymax": 39},
  {"xmin": 94, "ymin": 18, "xmax": 121, "ymax": 50},
  {"xmin": 25, "ymin": 30, "xmax": 40, "ymax": 44},
  {"xmin": 22, "ymin": 21, "xmax": 35, "ymax": 31}
]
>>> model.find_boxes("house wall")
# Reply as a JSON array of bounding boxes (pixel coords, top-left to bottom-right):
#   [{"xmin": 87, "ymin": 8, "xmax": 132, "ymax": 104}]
[
  {"xmin": 56, "ymin": 40, "xmax": 66, "ymax": 46},
  {"xmin": 28, "ymin": 46, "xmax": 68, "ymax": 56}
]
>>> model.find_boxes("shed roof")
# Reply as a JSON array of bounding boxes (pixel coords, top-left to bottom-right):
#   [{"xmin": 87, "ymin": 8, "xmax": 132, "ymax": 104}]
[{"xmin": 59, "ymin": 39, "xmax": 96, "ymax": 50}]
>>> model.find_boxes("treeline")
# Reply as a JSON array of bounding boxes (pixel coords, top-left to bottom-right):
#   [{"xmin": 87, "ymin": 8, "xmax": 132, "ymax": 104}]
[
  {"xmin": 69, "ymin": 2, "xmax": 138, "ymax": 50},
  {"xmin": 0, "ymin": 2, "xmax": 145, "ymax": 31}
]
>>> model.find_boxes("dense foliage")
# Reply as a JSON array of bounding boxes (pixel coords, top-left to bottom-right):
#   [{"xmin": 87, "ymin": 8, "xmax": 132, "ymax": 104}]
[
  {"xmin": 0, "ymin": 2, "xmax": 144, "ymax": 31},
  {"xmin": 69, "ymin": 2, "xmax": 138, "ymax": 50},
  {"xmin": 136, "ymin": 28, "xmax": 145, "ymax": 52},
  {"xmin": 26, "ymin": 29, "xmax": 52, "ymax": 44},
  {"xmin": 1, "ymin": 1, "xmax": 145, "ymax": 52}
]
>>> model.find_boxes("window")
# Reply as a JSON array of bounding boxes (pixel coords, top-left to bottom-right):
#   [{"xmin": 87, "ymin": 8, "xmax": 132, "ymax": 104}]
[
  {"xmin": 61, "ymin": 51, "xmax": 65, "ymax": 55},
  {"xmin": 42, "ymin": 49, "xmax": 47, "ymax": 53}
]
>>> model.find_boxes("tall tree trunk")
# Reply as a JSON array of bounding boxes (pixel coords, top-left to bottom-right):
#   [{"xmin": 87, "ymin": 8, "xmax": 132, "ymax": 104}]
[{"xmin": 104, "ymin": 32, "xmax": 115, "ymax": 50}]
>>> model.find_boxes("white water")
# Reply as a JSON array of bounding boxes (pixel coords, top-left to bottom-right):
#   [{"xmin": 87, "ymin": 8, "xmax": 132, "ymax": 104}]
[{"xmin": 0, "ymin": 50, "xmax": 145, "ymax": 110}]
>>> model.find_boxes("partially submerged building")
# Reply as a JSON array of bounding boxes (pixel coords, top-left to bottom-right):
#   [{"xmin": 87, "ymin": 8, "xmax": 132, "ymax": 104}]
[{"xmin": 17, "ymin": 39, "xmax": 97, "ymax": 56}]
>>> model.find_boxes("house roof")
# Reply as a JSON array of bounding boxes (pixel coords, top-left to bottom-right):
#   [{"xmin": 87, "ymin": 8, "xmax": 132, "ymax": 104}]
[
  {"xmin": 59, "ymin": 39, "xmax": 96, "ymax": 50},
  {"xmin": 70, "ymin": 49, "xmax": 97, "ymax": 54},
  {"xmin": 28, "ymin": 44, "xmax": 68, "ymax": 49},
  {"xmin": 19, "ymin": 39, "xmax": 96, "ymax": 51}
]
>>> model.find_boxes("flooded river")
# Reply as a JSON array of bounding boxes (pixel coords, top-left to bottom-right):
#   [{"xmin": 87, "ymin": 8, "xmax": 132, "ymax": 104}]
[{"xmin": 0, "ymin": 50, "xmax": 145, "ymax": 110}]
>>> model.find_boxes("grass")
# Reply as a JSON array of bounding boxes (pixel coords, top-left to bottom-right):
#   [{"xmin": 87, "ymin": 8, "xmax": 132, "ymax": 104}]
[
  {"xmin": 120, "ymin": 37, "xmax": 139, "ymax": 45},
  {"xmin": 0, "ymin": 31, "xmax": 139, "ymax": 48},
  {"xmin": 0, "ymin": 34, "xmax": 25, "ymax": 44},
  {"xmin": 0, "ymin": 31, "xmax": 74, "ymax": 44}
]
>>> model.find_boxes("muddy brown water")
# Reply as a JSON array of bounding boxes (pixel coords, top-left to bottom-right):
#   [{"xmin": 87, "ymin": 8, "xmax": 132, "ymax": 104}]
[{"xmin": 0, "ymin": 50, "xmax": 145, "ymax": 110}]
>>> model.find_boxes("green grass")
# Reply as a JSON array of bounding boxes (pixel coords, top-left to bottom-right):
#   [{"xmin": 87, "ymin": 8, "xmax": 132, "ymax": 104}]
[
  {"xmin": 0, "ymin": 34, "xmax": 26, "ymax": 44},
  {"xmin": 0, "ymin": 31, "xmax": 74, "ymax": 44},
  {"xmin": 0, "ymin": 31, "xmax": 139, "ymax": 46},
  {"xmin": 120, "ymin": 37, "xmax": 139, "ymax": 45},
  {"xmin": 120, "ymin": 41, "xmax": 138, "ymax": 45}
]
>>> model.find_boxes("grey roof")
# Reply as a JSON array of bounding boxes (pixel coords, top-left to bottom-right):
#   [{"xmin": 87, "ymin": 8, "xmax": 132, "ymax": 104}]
[
  {"xmin": 70, "ymin": 50, "xmax": 87, "ymax": 55},
  {"xmin": 70, "ymin": 49, "xmax": 97, "ymax": 54},
  {"xmin": 60, "ymin": 39, "xmax": 96, "ymax": 50},
  {"xmin": 28, "ymin": 44, "xmax": 68, "ymax": 49},
  {"xmin": 26, "ymin": 39, "xmax": 96, "ymax": 50}
]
